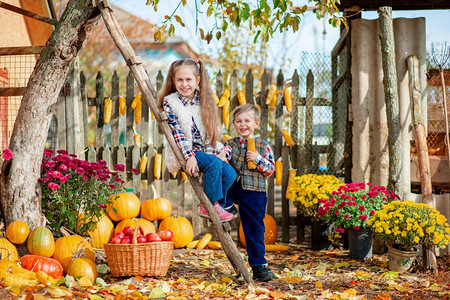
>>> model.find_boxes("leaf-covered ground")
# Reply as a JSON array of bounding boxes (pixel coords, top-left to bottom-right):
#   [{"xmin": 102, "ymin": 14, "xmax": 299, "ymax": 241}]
[{"xmin": 1, "ymin": 245, "xmax": 449, "ymax": 299}]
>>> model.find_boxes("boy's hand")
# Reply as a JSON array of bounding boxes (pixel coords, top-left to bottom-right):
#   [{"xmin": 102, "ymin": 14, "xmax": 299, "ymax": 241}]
[
  {"xmin": 246, "ymin": 151, "xmax": 259, "ymax": 164},
  {"xmin": 216, "ymin": 151, "xmax": 228, "ymax": 163},
  {"xmin": 186, "ymin": 156, "xmax": 199, "ymax": 176}
]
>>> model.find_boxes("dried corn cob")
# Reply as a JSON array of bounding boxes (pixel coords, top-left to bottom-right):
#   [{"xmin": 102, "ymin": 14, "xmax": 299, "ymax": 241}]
[
  {"xmin": 284, "ymin": 88, "xmax": 292, "ymax": 112},
  {"xmin": 222, "ymin": 100, "xmax": 230, "ymax": 127},
  {"xmin": 247, "ymin": 138, "xmax": 257, "ymax": 169},
  {"xmin": 218, "ymin": 89, "xmax": 230, "ymax": 107},
  {"xmin": 139, "ymin": 155, "xmax": 148, "ymax": 173},
  {"xmin": 134, "ymin": 99, "xmax": 142, "ymax": 124},
  {"xmin": 282, "ymin": 129, "xmax": 294, "ymax": 147},
  {"xmin": 119, "ymin": 96, "xmax": 127, "ymax": 115},
  {"xmin": 104, "ymin": 98, "xmax": 112, "ymax": 124},
  {"xmin": 266, "ymin": 84, "xmax": 277, "ymax": 104},
  {"xmin": 213, "ymin": 93, "xmax": 220, "ymax": 105},
  {"xmin": 275, "ymin": 160, "xmax": 282, "ymax": 185},
  {"xmin": 237, "ymin": 90, "xmax": 246, "ymax": 105},
  {"xmin": 154, "ymin": 153, "xmax": 162, "ymax": 180},
  {"xmin": 131, "ymin": 94, "xmax": 141, "ymax": 109}
]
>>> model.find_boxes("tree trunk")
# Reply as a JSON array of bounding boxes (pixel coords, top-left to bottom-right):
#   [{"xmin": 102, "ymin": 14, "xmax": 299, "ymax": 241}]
[
  {"xmin": 0, "ymin": 0, "xmax": 100, "ymax": 229},
  {"xmin": 378, "ymin": 7, "xmax": 403, "ymax": 198}
]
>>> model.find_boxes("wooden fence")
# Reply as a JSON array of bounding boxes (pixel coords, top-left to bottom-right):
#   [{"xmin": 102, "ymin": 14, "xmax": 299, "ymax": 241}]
[{"xmin": 55, "ymin": 65, "xmax": 346, "ymax": 242}]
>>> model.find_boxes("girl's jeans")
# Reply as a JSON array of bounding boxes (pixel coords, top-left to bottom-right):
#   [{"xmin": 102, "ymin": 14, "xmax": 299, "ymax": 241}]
[
  {"xmin": 194, "ymin": 151, "xmax": 237, "ymax": 207},
  {"xmin": 227, "ymin": 180, "xmax": 268, "ymax": 266}
]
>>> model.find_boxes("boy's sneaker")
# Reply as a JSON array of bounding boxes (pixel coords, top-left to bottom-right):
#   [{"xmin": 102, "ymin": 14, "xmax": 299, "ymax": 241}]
[
  {"xmin": 199, "ymin": 202, "xmax": 234, "ymax": 222},
  {"xmin": 224, "ymin": 205, "xmax": 238, "ymax": 216},
  {"xmin": 252, "ymin": 265, "xmax": 275, "ymax": 282}
]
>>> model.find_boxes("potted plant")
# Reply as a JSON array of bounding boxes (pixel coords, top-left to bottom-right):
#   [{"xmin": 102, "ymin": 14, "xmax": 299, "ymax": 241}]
[
  {"xmin": 286, "ymin": 174, "xmax": 342, "ymax": 250},
  {"xmin": 40, "ymin": 149, "xmax": 125, "ymax": 233},
  {"xmin": 316, "ymin": 182, "xmax": 399, "ymax": 259},
  {"xmin": 367, "ymin": 200, "xmax": 450, "ymax": 272}
]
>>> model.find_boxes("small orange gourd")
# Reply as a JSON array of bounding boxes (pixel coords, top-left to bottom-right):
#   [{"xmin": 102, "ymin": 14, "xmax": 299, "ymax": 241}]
[{"xmin": 141, "ymin": 197, "xmax": 172, "ymax": 221}]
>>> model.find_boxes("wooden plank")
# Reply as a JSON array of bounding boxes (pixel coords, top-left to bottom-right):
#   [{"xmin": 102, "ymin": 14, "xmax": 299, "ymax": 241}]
[
  {"xmin": 338, "ymin": 0, "xmax": 450, "ymax": 10},
  {"xmin": 305, "ymin": 70, "xmax": 314, "ymax": 170},
  {"xmin": 103, "ymin": 145, "xmax": 112, "ymax": 170},
  {"xmin": 259, "ymin": 70, "xmax": 269, "ymax": 141},
  {"xmin": 95, "ymin": 71, "xmax": 105, "ymax": 159},
  {"xmin": 132, "ymin": 145, "xmax": 141, "ymax": 198},
  {"xmin": 410, "ymin": 156, "xmax": 449, "ymax": 185},
  {"xmin": 88, "ymin": 144, "xmax": 96, "ymax": 162},
  {"xmin": 245, "ymin": 70, "xmax": 254, "ymax": 105},
  {"xmin": 56, "ymin": 92, "xmax": 66, "ymax": 151},
  {"xmin": 216, "ymin": 70, "xmax": 224, "ymax": 129},
  {"xmin": 80, "ymin": 72, "xmax": 89, "ymax": 150},
  {"xmin": 281, "ymin": 145, "xmax": 290, "ymax": 243},
  {"xmin": 126, "ymin": 72, "xmax": 134, "ymax": 180},
  {"xmin": 0, "ymin": 87, "xmax": 27, "ymax": 97},
  {"xmin": 229, "ymin": 70, "xmax": 238, "ymax": 135},
  {"xmin": 117, "ymin": 144, "xmax": 126, "ymax": 182},
  {"xmin": 111, "ymin": 71, "xmax": 120, "ymax": 159},
  {"xmin": 0, "ymin": 2, "xmax": 58, "ymax": 25},
  {"xmin": 0, "ymin": 46, "xmax": 44, "ymax": 56}
]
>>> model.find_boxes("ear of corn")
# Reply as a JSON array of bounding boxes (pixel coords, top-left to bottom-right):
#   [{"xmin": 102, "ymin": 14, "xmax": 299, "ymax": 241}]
[
  {"xmin": 218, "ymin": 89, "xmax": 230, "ymax": 107},
  {"xmin": 36, "ymin": 270, "xmax": 52, "ymax": 285},
  {"xmin": 154, "ymin": 153, "xmax": 162, "ymax": 180},
  {"xmin": 170, "ymin": 171, "xmax": 178, "ymax": 179},
  {"xmin": 186, "ymin": 240, "xmax": 199, "ymax": 249},
  {"xmin": 237, "ymin": 90, "xmax": 246, "ymax": 105},
  {"xmin": 222, "ymin": 100, "xmax": 230, "ymax": 127},
  {"xmin": 119, "ymin": 97, "xmax": 127, "ymax": 115},
  {"xmin": 196, "ymin": 233, "xmax": 212, "ymax": 249},
  {"xmin": 285, "ymin": 169, "xmax": 297, "ymax": 198},
  {"xmin": 104, "ymin": 98, "xmax": 112, "ymax": 124},
  {"xmin": 265, "ymin": 244, "xmax": 289, "ymax": 252},
  {"xmin": 266, "ymin": 84, "xmax": 277, "ymax": 105},
  {"xmin": 139, "ymin": 156, "xmax": 148, "ymax": 174},
  {"xmin": 134, "ymin": 100, "xmax": 142, "ymax": 124},
  {"xmin": 247, "ymin": 138, "xmax": 257, "ymax": 169},
  {"xmin": 223, "ymin": 134, "xmax": 232, "ymax": 142},
  {"xmin": 275, "ymin": 160, "xmax": 282, "ymax": 185},
  {"xmin": 207, "ymin": 241, "xmax": 222, "ymax": 250},
  {"xmin": 131, "ymin": 94, "xmax": 141, "ymax": 109},
  {"xmin": 151, "ymin": 110, "xmax": 155, "ymax": 120},
  {"xmin": 213, "ymin": 93, "xmax": 220, "ymax": 105},
  {"xmin": 134, "ymin": 133, "xmax": 141, "ymax": 149},
  {"xmin": 181, "ymin": 172, "xmax": 188, "ymax": 182},
  {"xmin": 284, "ymin": 88, "xmax": 292, "ymax": 112},
  {"xmin": 282, "ymin": 129, "xmax": 295, "ymax": 147}
]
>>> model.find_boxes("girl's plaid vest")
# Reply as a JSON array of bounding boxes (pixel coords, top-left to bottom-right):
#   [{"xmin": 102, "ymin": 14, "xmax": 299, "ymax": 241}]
[{"xmin": 228, "ymin": 137, "xmax": 269, "ymax": 192}]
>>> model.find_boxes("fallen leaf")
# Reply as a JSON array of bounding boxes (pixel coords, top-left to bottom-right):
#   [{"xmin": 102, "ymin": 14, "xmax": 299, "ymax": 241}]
[
  {"xmin": 78, "ymin": 276, "xmax": 93, "ymax": 287},
  {"xmin": 349, "ymin": 280, "xmax": 359, "ymax": 286},
  {"xmin": 315, "ymin": 280, "xmax": 323, "ymax": 289},
  {"xmin": 341, "ymin": 288, "xmax": 358, "ymax": 299},
  {"xmin": 200, "ymin": 260, "xmax": 210, "ymax": 266},
  {"xmin": 47, "ymin": 286, "xmax": 73, "ymax": 298},
  {"xmin": 372, "ymin": 292, "xmax": 392, "ymax": 300},
  {"xmin": 378, "ymin": 271, "xmax": 398, "ymax": 279},
  {"xmin": 333, "ymin": 262, "xmax": 350, "ymax": 269},
  {"xmin": 355, "ymin": 270, "xmax": 371, "ymax": 279},
  {"xmin": 150, "ymin": 287, "xmax": 166, "ymax": 299},
  {"xmin": 97, "ymin": 264, "xmax": 109, "ymax": 274},
  {"xmin": 269, "ymin": 290, "xmax": 288, "ymax": 299},
  {"xmin": 95, "ymin": 277, "xmax": 107, "ymax": 287}
]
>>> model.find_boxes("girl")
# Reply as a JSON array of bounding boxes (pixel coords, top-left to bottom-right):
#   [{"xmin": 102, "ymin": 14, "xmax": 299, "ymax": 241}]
[{"xmin": 158, "ymin": 59, "xmax": 236, "ymax": 222}]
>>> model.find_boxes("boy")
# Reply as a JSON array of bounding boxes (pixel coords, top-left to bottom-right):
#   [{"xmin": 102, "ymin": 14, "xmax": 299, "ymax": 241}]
[{"xmin": 225, "ymin": 103, "xmax": 276, "ymax": 282}]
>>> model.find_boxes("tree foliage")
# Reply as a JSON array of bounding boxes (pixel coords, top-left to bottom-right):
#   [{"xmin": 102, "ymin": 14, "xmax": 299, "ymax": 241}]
[{"xmin": 147, "ymin": 0, "xmax": 345, "ymax": 43}]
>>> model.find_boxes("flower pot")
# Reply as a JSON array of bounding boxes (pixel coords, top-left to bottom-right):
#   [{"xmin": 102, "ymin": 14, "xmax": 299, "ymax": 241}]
[
  {"xmin": 311, "ymin": 221, "xmax": 333, "ymax": 251},
  {"xmin": 387, "ymin": 246, "xmax": 418, "ymax": 273},
  {"xmin": 347, "ymin": 228, "xmax": 372, "ymax": 260}
]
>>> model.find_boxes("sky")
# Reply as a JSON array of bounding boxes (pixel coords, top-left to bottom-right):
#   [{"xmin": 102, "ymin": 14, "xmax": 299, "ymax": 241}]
[{"xmin": 108, "ymin": 0, "xmax": 450, "ymax": 75}]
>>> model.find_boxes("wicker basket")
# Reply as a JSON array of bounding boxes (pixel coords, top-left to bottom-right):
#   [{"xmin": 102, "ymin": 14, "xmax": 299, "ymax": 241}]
[{"xmin": 104, "ymin": 226, "xmax": 173, "ymax": 277}]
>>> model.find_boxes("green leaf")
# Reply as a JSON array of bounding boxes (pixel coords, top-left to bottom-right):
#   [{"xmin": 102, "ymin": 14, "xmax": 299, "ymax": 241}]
[
  {"xmin": 168, "ymin": 24, "xmax": 175, "ymax": 36},
  {"xmin": 333, "ymin": 262, "xmax": 350, "ymax": 269},
  {"xmin": 221, "ymin": 20, "xmax": 228, "ymax": 31},
  {"xmin": 95, "ymin": 277, "xmax": 107, "ymax": 287},
  {"xmin": 149, "ymin": 287, "xmax": 166, "ymax": 299},
  {"xmin": 273, "ymin": 0, "xmax": 280, "ymax": 9},
  {"xmin": 216, "ymin": 31, "xmax": 222, "ymax": 40}
]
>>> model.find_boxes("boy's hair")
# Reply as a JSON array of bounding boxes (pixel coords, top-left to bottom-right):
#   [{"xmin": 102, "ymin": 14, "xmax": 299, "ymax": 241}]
[
  {"xmin": 158, "ymin": 59, "xmax": 220, "ymax": 145},
  {"xmin": 232, "ymin": 103, "xmax": 260, "ymax": 123}
]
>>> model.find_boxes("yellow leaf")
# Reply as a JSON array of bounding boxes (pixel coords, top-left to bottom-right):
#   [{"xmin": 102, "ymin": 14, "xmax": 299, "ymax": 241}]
[
  {"xmin": 269, "ymin": 291, "xmax": 288, "ymax": 299},
  {"xmin": 221, "ymin": 276, "xmax": 232, "ymax": 284},
  {"xmin": 341, "ymin": 288, "xmax": 358, "ymax": 299},
  {"xmin": 47, "ymin": 286, "xmax": 73, "ymax": 297},
  {"xmin": 355, "ymin": 270, "xmax": 371, "ymax": 279},
  {"xmin": 315, "ymin": 280, "xmax": 323, "ymax": 289},
  {"xmin": 192, "ymin": 292, "xmax": 201, "ymax": 299},
  {"xmin": 372, "ymin": 293, "xmax": 392, "ymax": 300},
  {"xmin": 315, "ymin": 269, "xmax": 324, "ymax": 277},
  {"xmin": 333, "ymin": 262, "xmax": 350, "ymax": 269},
  {"xmin": 78, "ymin": 276, "xmax": 93, "ymax": 287},
  {"xmin": 200, "ymin": 260, "xmax": 210, "ymax": 266}
]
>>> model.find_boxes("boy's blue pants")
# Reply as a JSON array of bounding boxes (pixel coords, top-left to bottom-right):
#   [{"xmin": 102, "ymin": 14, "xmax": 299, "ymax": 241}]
[{"xmin": 227, "ymin": 180, "xmax": 268, "ymax": 267}]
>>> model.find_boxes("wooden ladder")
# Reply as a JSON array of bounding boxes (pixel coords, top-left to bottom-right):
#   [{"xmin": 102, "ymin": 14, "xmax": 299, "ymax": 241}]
[{"xmin": 95, "ymin": 0, "xmax": 253, "ymax": 284}]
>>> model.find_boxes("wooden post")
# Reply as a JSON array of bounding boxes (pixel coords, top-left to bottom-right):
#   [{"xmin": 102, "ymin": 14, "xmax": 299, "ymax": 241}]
[
  {"xmin": 281, "ymin": 145, "xmax": 290, "ymax": 243},
  {"xmin": 95, "ymin": 71, "xmax": 105, "ymax": 160},
  {"xmin": 111, "ymin": 71, "xmax": 120, "ymax": 165},
  {"xmin": 305, "ymin": 70, "xmax": 314, "ymax": 171},
  {"xmin": 79, "ymin": 71, "xmax": 89, "ymax": 150},
  {"xmin": 245, "ymin": 70, "xmax": 254, "ymax": 105},
  {"xmin": 407, "ymin": 54, "xmax": 437, "ymax": 273},
  {"xmin": 378, "ymin": 6, "xmax": 403, "ymax": 198}
]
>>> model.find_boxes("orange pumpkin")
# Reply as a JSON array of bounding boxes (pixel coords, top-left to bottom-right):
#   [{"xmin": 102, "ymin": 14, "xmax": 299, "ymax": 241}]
[
  {"xmin": 106, "ymin": 193, "xmax": 141, "ymax": 222},
  {"xmin": 77, "ymin": 212, "xmax": 114, "ymax": 249},
  {"xmin": 6, "ymin": 220, "xmax": 30, "ymax": 244},
  {"xmin": 158, "ymin": 216, "xmax": 193, "ymax": 249},
  {"xmin": 67, "ymin": 258, "xmax": 97, "ymax": 284},
  {"xmin": 52, "ymin": 235, "xmax": 95, "ymax": 273},
  {"xmin": 0, "ymin": 238, "xmax": 18, "ymax": 261},
  {"xmin": 27, "ymin": 227, "xmax": 55, "ymax": 257},
  {"xmin": 239, "ymin": 214, "xmax": 277, "ymax": 247},
  {"xmin": 114, "ymin": 218, "xmax": 156, "ymax": 235},
  {"xmin": 141, "ymin": 197, "xmax": 172, "ymax": 221}
]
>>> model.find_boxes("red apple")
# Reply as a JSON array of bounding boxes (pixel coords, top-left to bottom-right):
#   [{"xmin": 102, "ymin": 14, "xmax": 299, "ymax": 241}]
[
  {"xmin": 121, "ymin": 237, "xmax": 131, "ymax": 244},
  {"xmin": 113, "ymin": 232, "xmax": 125, "ymax": 239},
  {"xmin": 122, "ymin": 226, "xmax": 135, "ymax": 236},
  {"xmin": 111, "ymin": 236, "xmax": 122, "ymax": 244},
  {"xmin": 137, "ymin": 235, "xmax": 148, "ymax": 243},
  {"xmin": 159, "ymin": 230, "xmax": 173, "ymax": 242},
  {"xmin": 146, "ymin": 233, "xmax": 162, "ymax": 243}
]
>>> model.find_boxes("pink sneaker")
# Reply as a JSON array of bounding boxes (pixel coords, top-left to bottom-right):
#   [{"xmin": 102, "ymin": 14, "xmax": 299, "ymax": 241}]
[{"xmin": 199, "ymin": 202, "xmax": 234, "ymax": 222}]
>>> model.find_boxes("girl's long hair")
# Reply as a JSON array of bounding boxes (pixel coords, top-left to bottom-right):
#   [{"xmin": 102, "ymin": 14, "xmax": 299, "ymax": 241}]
[{"xmin": 158, "ymin": 59, "xmax": 220, "ymax": 145}]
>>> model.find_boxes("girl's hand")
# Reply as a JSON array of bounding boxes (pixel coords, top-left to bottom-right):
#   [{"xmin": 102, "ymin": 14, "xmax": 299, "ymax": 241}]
[
  {"xmin": 216, "ymin": 151, "xmax": 228, "ymax": 163},
  {"xmin": 186, "ymin": 156, "xmax": 199, "ymax": 176},
  {"xmin": 246, "ymin": 151, "xmax": 259, "ymax": 164}
]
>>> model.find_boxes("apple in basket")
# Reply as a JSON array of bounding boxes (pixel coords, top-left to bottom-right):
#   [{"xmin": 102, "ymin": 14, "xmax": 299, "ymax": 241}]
[
  {"xmin": 122, "ymin": 226, "xmax": 135, "ymax": 236},
  {"xmin": 159, "ymin": 230, "xmax": 173, "ymax": 242},
  {"xmin": 146, "ymin": 233, "xmax": 162, "ymax": 243},
  {"xmin": 111, "ymin": 235, "xmax": 123, "ymax": 244},
  {"xmin": 121, "ymin": 236, "xmax": 132, "ymax": 244},
  {"xmin": 136, "ymin": 235, "xmax": 148, "ymax": 243}
]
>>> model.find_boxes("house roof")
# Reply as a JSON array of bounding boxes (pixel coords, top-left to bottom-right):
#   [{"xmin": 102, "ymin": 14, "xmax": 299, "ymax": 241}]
[{"xmin": 337, "ymin": 0, "xmax": 450, "ymax": 10}]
